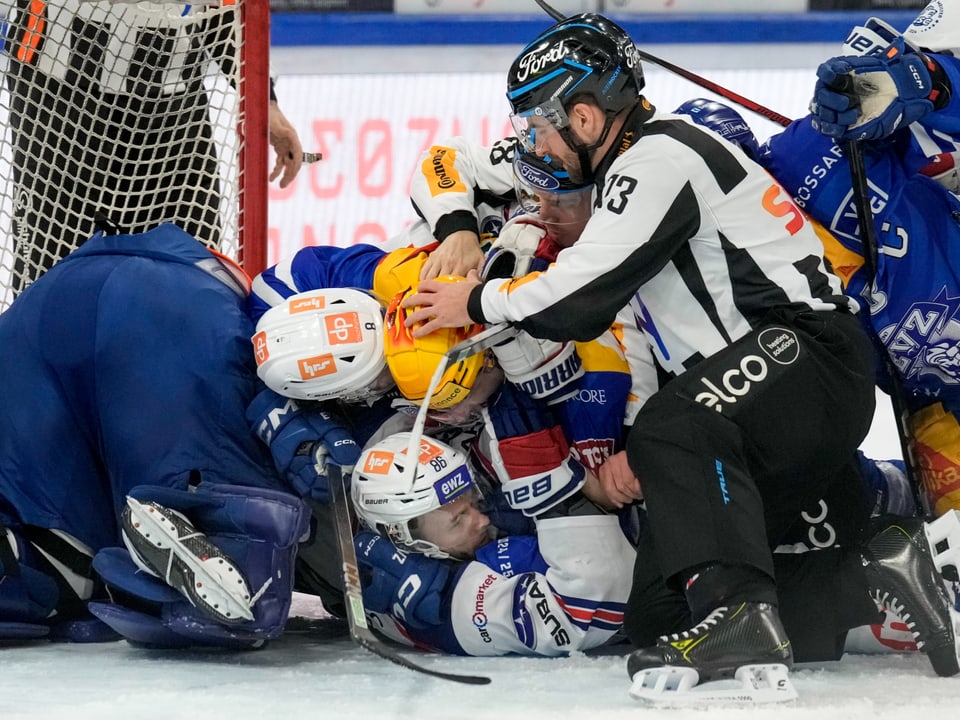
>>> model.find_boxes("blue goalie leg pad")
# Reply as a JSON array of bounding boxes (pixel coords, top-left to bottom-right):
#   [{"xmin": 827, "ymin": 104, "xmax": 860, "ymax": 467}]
[
  {"xmin": 96, "ymin": 482, "xmax": 310, "ymax": 649},
  {"xmin": 88, "ymin": 602, "xmax": 197, "ymax": 649},
  {"xmin": 48, "ymin": 616, "xmax": 121, "ymax": 643},
  {"xmin": 0, "ymin": 621, "xmax": 50, "ymax": 641}
]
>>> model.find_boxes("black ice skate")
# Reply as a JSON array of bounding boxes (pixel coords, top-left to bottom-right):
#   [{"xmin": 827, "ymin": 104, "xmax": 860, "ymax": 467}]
[
  {"xmin": 121, "ymin": 496, "xmax": 254, "ymax": 625},
  {"xmin": 627, "ymin": 602, "xmax": 796, "ymax": 706},
  {"xmin": 863, "ymin": 515, "xmax": 960, "ymax": 677}
]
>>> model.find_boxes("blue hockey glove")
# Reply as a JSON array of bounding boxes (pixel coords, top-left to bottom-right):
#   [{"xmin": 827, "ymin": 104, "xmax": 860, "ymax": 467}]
[
  {"xmin": 811, "ymin": 39, "xmax": 940, "ymax": 142},
  {"xmin": 480, "ymin": 384, "xmax": 586, "ymax": 517},
  {"xmin": 353, "ymin": 531, "xmax": 452, "ymax": 630},
  {"xmin": 248, "ymin": 388, "xmax": 360, "ymax": 503},
  {"xmin": 89, "ymin": 482, "xmax": 310, "ymax": 649}
]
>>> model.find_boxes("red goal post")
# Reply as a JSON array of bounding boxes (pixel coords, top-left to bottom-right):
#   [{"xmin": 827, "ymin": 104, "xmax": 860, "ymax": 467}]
[{"xmin": 0, "ymin": 0, "xmax": 269, "ymax": 312}]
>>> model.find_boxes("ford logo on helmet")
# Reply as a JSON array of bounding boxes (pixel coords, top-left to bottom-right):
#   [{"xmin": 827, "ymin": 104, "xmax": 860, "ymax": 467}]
[{"xmin": 517, "ymin": 159, "xmax": 561, "ymax": 191}]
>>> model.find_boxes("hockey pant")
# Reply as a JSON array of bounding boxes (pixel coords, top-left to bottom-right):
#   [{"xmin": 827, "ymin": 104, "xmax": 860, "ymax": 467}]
[
  {"xmin": 625, "ymin": 519, "xmax": 882, "ymax": 662},
  {"xmin": 625, "ymin": 308, "xmax": 875, "ymax": 599}
]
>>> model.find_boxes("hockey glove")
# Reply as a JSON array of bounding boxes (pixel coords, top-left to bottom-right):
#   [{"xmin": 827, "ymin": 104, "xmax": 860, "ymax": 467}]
[
  {"xmin": 353, "ymin": 531, "xmax": 452, "ymax": 630},
  {"xmin": 481, "ymin": 217, "xmax": 546, "ymax": 282},
  {"xmin": 483, "ymin": 218, "xmax": 583, "ymax": 404},
  {"xmin": 480, "ymin": 384, "xmax": 586, "ymax": 517},
  {"xmin": 811, "ymin": 39, "xmax": 944, "ymax": 142},
  {"xmin": 89, "ymin": 482, "xmax": 310, "ymax": 649},
  {"xmin": 492, "ymin": 331, "xmax": 583, "ymax": 404},
  {"xmin": 248, "ymin": 388, "xmax": 360, "ymax": 503},
  {"xmin": 841, "ymin": 17, "xmax": 918, "ymax": 58}
]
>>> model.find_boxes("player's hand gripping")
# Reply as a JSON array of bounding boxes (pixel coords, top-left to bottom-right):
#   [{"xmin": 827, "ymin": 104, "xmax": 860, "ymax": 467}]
[
  {"xmin": 420, "ymin": 230, "xmax": 485, "ymax": 280},
  {"xmin": 811, "ymin": 39, "xmax": 942, "ymax": 142}
]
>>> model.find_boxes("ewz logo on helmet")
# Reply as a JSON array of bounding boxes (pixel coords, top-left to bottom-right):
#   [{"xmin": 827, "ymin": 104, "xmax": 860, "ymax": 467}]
[{"xmin": 434, "ymin": 468, "xmax": 472, "ymax": 503}]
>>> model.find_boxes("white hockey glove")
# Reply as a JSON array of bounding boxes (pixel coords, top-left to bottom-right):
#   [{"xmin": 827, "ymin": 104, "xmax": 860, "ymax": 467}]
[
  {"xmin": 480, "ymin": 217, "xmax": 547, "ymax": 282},
  {"xmin": 483, "ymin": 217, "xmax": 584, "ymax": 403},
  {"xmin": 492, "ymin": 332, "xmax": 583, "ymax": 404},
  {"xmin": 841, "ymin": 17, "xmax": 918, "ymax": 58}
]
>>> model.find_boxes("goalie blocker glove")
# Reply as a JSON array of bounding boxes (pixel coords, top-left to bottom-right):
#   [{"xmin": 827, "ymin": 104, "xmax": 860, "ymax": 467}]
[
  {"xmin": 811, "ymin": 38, "xmax": 951, "ymax": 142},
  {"xmin": 478, "ymin": 383, "xmax": 586, "ymax": 517},
  {"xmin": 247, "ymin": 388, "xmax": 360, "ymax": 503}
]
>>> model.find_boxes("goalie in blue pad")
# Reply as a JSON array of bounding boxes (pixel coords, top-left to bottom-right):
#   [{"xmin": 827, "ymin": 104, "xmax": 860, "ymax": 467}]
[
  {"xmin": 0, "ymin": 223, "xmax": 326, "ymax": 642},
  {"xmin": 90, "ymin": 482, "xmax": 310, "ymax": 649}
]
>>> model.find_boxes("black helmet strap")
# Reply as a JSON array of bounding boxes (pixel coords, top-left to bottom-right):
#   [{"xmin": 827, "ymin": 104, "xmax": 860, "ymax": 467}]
[{"xmin": 559, "ymin": 101, "xmax": 637, "ymax": 185}]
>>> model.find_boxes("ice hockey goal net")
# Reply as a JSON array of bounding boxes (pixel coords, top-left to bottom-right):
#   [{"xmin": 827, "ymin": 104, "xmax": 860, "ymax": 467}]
[{"xmin": 0, "ymin": 0, "xmax": 269, "ymax": 312}]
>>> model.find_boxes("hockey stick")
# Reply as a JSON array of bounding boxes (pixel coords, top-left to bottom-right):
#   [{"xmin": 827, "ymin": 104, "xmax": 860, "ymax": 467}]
[
  {"xmin": 328, "ymin": 463, "xmax": 492, "ymax": 685},
  {"xmin": 532, "ymin": 0, "xmax": 792, "ymax": 128},
  {"xmin": 844, "ymin": 139, "xmax": 927, "ymax": 514},
  {"xmin": 402, "ymin": 323, "xmax": 520, "ymax": 489}
]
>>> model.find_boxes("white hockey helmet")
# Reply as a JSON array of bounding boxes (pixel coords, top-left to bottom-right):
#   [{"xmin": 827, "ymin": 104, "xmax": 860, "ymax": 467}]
[
  {"xmin": 252, "ymin": 288, "xmax": 389, "ymax": 402},
  {"xmin": 351, "ymin": 432, "xmax": 478, "ymax": 559}
]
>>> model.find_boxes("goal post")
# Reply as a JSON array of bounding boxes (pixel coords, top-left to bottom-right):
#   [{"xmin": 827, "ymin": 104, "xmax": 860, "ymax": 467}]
[{"xmin": 0, "ymin": 0, "xmax": 269, "ymax": 312}]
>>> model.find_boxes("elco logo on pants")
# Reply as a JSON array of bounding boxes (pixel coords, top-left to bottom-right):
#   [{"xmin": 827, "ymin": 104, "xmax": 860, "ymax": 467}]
[{"xmin": 694, "ymin": 328, "xmax": 800, "ymax": 412}]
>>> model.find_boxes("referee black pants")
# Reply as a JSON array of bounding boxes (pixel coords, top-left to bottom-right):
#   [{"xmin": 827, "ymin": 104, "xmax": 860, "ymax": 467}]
[{"xmin": 623, "ymin": 308, "xmax": 878, "ymax": 657}]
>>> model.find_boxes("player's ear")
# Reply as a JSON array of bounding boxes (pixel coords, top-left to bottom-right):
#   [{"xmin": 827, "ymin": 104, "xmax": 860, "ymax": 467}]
[{"xmin": 570, "ymin": 102, "xmax": 603, "ymax": 140}]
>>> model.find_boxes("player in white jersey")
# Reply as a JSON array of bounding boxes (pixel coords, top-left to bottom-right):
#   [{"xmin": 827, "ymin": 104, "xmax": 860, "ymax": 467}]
[
  {"xmin": 399, "ymin": 13, "xmax": 960, "ymax": 702},
  {"xmin": 351, "ymin": 431, "xmax": 635, "ymax": 656}
]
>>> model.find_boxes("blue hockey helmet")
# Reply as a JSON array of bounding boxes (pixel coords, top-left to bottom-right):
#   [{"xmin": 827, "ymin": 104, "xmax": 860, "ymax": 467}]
[{"xmin": 673, "ymin": 98, "xmax": 761, "ymax": 161}]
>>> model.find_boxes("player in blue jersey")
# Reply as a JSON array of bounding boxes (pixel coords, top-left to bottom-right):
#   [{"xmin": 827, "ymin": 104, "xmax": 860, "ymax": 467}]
[
  {"xmin": 770, "ymin": 10, "xmax": 960, "ymax": 517},
  {"xmin": 0, "ymin": 223, "xmax": 317, "ymax": 647}
]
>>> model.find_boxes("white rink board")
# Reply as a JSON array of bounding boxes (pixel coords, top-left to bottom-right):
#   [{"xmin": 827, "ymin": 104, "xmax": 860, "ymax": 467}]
[{"xmin": 267, "ymin": 65, "xmax": 819, "ymax": 264}]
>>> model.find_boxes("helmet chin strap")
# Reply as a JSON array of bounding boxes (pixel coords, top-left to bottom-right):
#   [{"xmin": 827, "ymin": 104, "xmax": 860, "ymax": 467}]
[{"xmin": 558, "ymin": 112, "xmax": 618, "ymax": 185}]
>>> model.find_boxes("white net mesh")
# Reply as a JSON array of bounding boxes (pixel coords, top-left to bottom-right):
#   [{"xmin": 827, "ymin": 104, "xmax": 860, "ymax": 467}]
[{"xmin": 0, "ymin": 0, "xmax": 251, "ymax": 311}]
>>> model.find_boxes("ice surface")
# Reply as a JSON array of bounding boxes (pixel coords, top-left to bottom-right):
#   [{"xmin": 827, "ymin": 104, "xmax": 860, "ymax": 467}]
[{"xmin": 3, "ymin": 590, "xmax": 960, "ymax": 720}]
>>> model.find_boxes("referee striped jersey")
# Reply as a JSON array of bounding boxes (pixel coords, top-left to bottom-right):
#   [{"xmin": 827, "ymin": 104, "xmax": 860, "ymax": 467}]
[{"xmin": 475, "ymin": 103, "xmax": 856, "ymax": 378}]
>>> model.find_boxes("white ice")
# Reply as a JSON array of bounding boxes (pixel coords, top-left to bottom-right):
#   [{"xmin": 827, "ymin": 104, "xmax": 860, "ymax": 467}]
[{"xmin": 3, "ymin": 590, "xmax": 959, "ymax": 720}]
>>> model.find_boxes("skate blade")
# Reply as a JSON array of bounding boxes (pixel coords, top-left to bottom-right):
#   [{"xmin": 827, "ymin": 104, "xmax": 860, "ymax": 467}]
[
  {"xmin": 123, "ymin": 497, "xmax": 255, "ymax": 623},
  {"xmin": 629, "ymin": 664, "xmax": 797, "ymax": 707}
]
